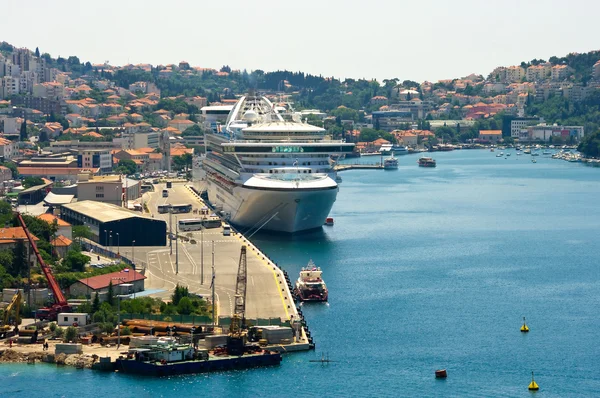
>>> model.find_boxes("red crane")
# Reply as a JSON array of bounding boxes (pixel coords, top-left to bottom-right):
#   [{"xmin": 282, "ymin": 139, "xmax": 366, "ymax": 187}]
[{"xmin": 16, "ymin": 212, "xmax": 71, "ymax": 321}]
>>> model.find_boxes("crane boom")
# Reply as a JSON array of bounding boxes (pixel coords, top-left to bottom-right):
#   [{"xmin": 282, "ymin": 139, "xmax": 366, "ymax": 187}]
[
  {"xmin": 16, "ymin": 212, "xmax": 68, "ymax": 305},
  {"xmin": 229, "ymin": 245, "xmax": 247, "ymax": 336},
  {"xmin": 234, "ymin": 245, "xmax": 247, "ymax": 320}
]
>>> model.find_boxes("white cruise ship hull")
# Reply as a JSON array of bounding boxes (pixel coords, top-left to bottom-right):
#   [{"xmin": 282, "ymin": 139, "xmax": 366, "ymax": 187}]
[{"xmin": 207, "ymin": 179, "xmax": 338, "ymax": 233}]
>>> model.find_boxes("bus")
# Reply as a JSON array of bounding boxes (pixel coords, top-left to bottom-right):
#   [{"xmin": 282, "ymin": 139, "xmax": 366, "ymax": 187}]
[
  {"xmin": 157, "ymin": 204, "xmax": 170, "ymax": 214},
  {"xmin": 171, "ymin": 204, "xmax": 192, "ymax": 214},
  {"xmin": 157, "ymin": 204, "xmax": 193, "ymax": 214},
  {"xmin": 178, "ymin": 219, "xmax": 204, "ymax": 232},
  {"xmin": 202, "ymin": 217, "xmax": 221, "ymax": 229}
]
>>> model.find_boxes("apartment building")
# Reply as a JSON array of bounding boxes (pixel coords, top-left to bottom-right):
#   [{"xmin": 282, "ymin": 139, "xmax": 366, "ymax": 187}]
[
  {"xmin": 77, "ymin": 149, "xmax": 113, "ymax": 174},
  {"xmin": 551, "ymin": 65, "xmax": 571, "ymax": 81},
  {"xmin": 0, "ymin": 136, "xmax": 17, "ymax": 160},
  {"xmin": 511, "ymin": 117, "xmax": 542, "ymax": 138}
]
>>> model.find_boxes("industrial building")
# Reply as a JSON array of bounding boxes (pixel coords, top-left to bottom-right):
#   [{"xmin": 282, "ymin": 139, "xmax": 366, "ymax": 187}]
[
  {"xmin": 69, "ymin": 268, "xmax": 146, "ymax": 298},
  {"xmin": 76, "ymin": 174, "xmax": 140, "ymax": 206},
  {"xmin": 60, "ymin": 201, "xmax": 167, "ymax": 246}
]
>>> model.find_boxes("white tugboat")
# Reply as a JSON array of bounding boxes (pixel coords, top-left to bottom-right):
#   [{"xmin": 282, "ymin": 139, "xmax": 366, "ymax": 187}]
[{"xmin": 294, "ymin": 260, "xmax": 328, "ymax": 302}]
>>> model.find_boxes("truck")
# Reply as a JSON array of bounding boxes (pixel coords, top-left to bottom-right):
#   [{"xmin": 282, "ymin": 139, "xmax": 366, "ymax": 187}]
[{"xmin": 16, "ymin": 212, "xmax": 72, "ymax": 321}]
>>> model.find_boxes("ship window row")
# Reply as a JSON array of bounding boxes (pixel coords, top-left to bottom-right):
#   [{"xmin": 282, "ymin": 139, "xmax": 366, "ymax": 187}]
[
  {"xmin": 243, "ymin": 161, "xmax": 329, "ymax": 166},
  {"xmin": 223, "ymin": 146, "xmax": 352, "ymax": 153},
  {"xmin": 241, "ymin": 154, "xmax": 329, "ymax": 158}
]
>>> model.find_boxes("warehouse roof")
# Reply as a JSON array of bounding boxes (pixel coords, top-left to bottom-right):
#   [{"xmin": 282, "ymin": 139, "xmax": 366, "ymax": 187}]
[
  {"xmin": 43, "ymin": 191, "xmax": 75, "ymax": 206},
  {"xmin": 18, "ymin": 182, "xmax": 52, "ymax": 195},
  {"xmin": 61, "ymin": 201, "xmax": 155, "ymax": 223}
]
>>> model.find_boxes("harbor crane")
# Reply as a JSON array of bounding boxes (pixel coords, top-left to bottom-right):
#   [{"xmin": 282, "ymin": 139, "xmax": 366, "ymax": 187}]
[
  {"xmin": 16, "ymin": 212, "xmax": 71, "ymax": 321},
  {"xmin": 227, "ymin": 245, "xmax": 247, "ymax": 355}
]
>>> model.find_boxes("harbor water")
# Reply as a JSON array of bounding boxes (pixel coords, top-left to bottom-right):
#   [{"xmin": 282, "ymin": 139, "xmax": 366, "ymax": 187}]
[{"xmin": 3, "ymin": 149, "xmax": 600, "ymax": 397}]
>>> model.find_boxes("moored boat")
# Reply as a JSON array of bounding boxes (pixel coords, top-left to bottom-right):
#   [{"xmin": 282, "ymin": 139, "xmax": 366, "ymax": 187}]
[
  {"xmin": 115, "ymin": 341, "xmax": 282, "ymax": 376},
  {"xmin": 294, "ymin": 260, "xmax": 328, "ymax": 302}
]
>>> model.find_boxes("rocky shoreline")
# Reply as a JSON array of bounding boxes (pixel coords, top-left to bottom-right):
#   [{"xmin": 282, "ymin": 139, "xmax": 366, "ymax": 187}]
[{"xmin": 0, "ymin": 349, "xmax": 98, "ymax": 369}]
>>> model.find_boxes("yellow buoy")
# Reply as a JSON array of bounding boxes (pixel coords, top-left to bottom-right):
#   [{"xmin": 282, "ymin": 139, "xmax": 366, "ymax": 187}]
[
  {"xmin": 521, "ymin": 316, "xmax": 529, "ymax": 333},
  {"xmin": 528, "ymin": 371, "xmax": 539, "ymax": 391}
]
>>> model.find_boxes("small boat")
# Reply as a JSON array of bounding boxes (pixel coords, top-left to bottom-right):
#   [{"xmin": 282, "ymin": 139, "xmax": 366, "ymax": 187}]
[
  {"xmin": 531, "ymin": 152, "xmax": 540, "ymax": 157},
  {"xmin": 418, "ymin": 157, "xmax": 436, "ymax": 167},
  {"xmin": 383, "ymin": 154, "xmax": 399, "ymax": 170},
  {"xmin": 506, "ymin": 153, "xmax": 511, "ymax": 157},
  {"xmin": 294, "ymin": 260, "xmax": 328, "ymax": 302},
  {"xmin": 496, "ymin": 153, "xmax": 502, "ymax": 157},
  {"xmin": 523, "ymin": 149, "xmax": 531, "ymax": 154},
  {"xmin": 516, "ymin": 152, "xmax": 522, "ymax": 156},
  {"xmin": 324, "ymin": 217, "xmax": 334, "ymax": 226},
  {"xmin": 532, "ymin": 159, "xmax": 537, "ymax": 163},
  {"xmin": 542, "ymin": 150, "xmax": 552, "ymax": 155},
  {"xmin": 435, "ymin": 369, "xmax": 448, "ymax": 378},
  {"xmin": 490, "ymin": 148, "xmax": 495, "ymax": 152},
  {"xmin": 309, "ymin": 353, "xmax": 335, "ymax": 363}
]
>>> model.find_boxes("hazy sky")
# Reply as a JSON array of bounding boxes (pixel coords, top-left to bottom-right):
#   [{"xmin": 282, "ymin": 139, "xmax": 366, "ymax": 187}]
[{"xmin": 4, "ymin": 0, "xmax": 599, "ymax": 82}]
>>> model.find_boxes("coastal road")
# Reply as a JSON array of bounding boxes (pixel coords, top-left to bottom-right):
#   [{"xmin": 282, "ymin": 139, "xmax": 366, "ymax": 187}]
[{"xmin": 126, "ymin": 182, "xmax": 292, "ymax": 321}]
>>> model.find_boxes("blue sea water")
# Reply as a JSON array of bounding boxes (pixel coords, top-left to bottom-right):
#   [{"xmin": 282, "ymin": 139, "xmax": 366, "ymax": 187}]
[{"xmin": 3, "ymin": 149, "xmax": 600, "ymax": 397}]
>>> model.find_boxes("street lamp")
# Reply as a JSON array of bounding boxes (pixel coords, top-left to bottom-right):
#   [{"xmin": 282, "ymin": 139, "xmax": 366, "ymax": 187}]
[
  {"xmin": 104, "ymin": 229, "xmax": 108, "ymax": 246},
  {"xmin": 116, "ymin": 233, "xmax": 120, "ymax": 256},
  {"xmin": 132, "ymin": 240, "xmax": 136, "ymax": 271},
  {"xmin": 111, "ymin": 277, "xmax": 127, "ymax": 349},
  {"xmin": 109, "ymin": 230, "xmax": 113, "ymax": 253}
]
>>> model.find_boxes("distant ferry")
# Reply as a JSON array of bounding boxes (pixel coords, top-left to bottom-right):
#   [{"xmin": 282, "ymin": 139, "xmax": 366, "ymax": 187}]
[
  {"xmin": 384, "ymin": 154, "xmax": 399, "ymax": 169},
  {"xmin": 418, "ymin": 157, "xmax": 436, "ymax": 167},
  {"xmin": 203, "ymin": 94, "xmax": 354, "ymax": 233}
]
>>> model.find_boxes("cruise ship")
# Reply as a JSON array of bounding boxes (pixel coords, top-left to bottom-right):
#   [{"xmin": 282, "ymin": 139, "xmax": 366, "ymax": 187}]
[{"xmin": 203, "ymin": 94, "xmax": 354, "ymax": 233}]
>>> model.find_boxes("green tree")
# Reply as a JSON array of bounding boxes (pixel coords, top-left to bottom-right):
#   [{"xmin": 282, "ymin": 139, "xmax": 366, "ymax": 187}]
[
  {"xmin": 22, "ymin": 177, "xmax": 44, "ymax": 189},
  {"xmin": 182, "ymin": 124, "xmax": 203, "ymax": 137},
  {"xmin": 20, "ymin": 121, "xmax": 27, "ymax": 141},
  {"xmin": 115, "ymin": 159, "xmax": 137, "ymax": 175},
  {"xmin": 92, "ymin": 292, "xmax": 100, "ymax": 312},
  {"xmin": 63, "ymin": 250, "xmax": 90, "ymax": 272},
  {"xmin": 578, "ymin": 130, "xmax": 600, "ymax": 158},
  {"xmin": 64, "ymin": 326, "xmax": 78, "ymax": 342},
  {"xmin": 39, "ymin": 130, "xmax": 49, "ymax": 142},
  {"xmin": 107, "ymin": 281, "xmax": 115, "ymax": 306},
  {"xmin": 0, "ymin": 201, "xmax": 13, "ymax": 227},
  {"xmin": 171, "ymin": 283, "xmax": 189, "ymax": 306},
  {"xmin": 172, "ymin": 154, "xmax": 193, "ymax": 171},
  {"xmin": 35, "ymin": 47, "xmax": 40, "ymax": 58},
  {"xmin": 72, "ymin": 225, "xmax": 93, "ymax": 242},
  {"xmin": 10, "ymin": 241, "xmax": 27, "ymax": 277},
  {"xmin": 177, "ymin": 296, "xmax": 193, "ymax": 315}
]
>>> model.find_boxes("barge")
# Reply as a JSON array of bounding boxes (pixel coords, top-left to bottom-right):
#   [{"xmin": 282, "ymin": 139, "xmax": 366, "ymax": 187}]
[{"xmin": 115, "ymin": 342, "xmax": 281, "ymax": 376}]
